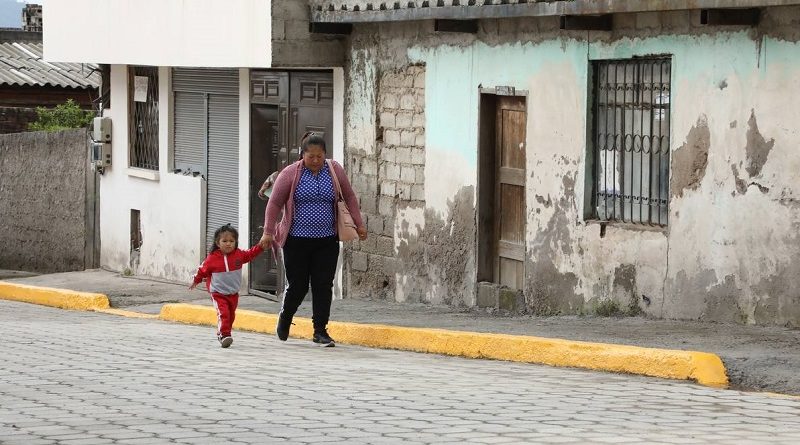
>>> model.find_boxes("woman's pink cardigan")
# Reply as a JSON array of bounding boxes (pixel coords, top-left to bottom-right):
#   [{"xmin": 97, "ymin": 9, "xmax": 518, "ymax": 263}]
[{"xmin": 263, "ymin": 159, "xmax": 364, "ymax": 247}]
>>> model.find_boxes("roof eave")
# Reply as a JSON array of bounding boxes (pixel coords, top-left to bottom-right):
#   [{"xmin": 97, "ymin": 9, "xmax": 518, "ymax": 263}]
[{"xmin": 311, "ymin": 0, "xmax": 800, "ymax": 23}]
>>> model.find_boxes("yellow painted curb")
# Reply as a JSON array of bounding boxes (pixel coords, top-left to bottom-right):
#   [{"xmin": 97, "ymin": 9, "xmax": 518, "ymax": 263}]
[
  {"xmin": 0, "ymin": 281, "xmax": 109, "ymax": 311},
  {"xmin": 159, "ymin": 303, "xmax": 729, "ymax": 388}
]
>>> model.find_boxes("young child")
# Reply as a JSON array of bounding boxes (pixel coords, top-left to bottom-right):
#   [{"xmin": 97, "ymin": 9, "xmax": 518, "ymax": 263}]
[{"xmin": 190, "ymin": 224, "xmax": 263, "ymax": 348}]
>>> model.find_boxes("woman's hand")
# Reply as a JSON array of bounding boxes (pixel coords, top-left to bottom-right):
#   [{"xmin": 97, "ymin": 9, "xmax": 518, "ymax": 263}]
[
  {"xmin": 357, "ymin": 226, "xmax": 368, "ymax": 241},
  {"xmin": 189, "ymin": 282, "xmax": 198, "ymax": 290},
  {"xmin": 259, "ymin": 233, "xmax": 274, "ymax": 249}
]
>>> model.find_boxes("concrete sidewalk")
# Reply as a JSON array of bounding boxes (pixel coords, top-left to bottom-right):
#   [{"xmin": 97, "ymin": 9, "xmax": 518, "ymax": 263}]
[{"xmin": 2, "ymin": 269, "xmax": 799, "ymax": 395}]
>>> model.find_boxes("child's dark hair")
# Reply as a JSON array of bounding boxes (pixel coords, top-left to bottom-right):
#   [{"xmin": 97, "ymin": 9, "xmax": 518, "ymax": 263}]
[
  {"xmin": 209, "ymin": 224, "xmax": 238, "ymax": 253},
  {"xmin": 300, "ymin": 131, "xmax": 326, "ymax": 154}
]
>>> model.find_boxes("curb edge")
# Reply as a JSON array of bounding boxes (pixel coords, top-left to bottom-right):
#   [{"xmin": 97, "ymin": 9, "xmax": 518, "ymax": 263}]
[
  {"xmin": 0, "ymin": 281, "xmax": 110, "ymax": 311},
  {"xmin": 159, "ymin": 303, "xmax": 730, "ymax": 388}
]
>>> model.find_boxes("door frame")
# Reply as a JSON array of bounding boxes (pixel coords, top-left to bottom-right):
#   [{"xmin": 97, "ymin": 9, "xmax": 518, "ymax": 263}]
[
  {"xmin": 248, "ymin": 103, "xmax": 282, "ymax": 300},
  {"xmin": 247, "ymin": 69, "xmax": 338, "ymax": 299},
  {"xmin": 476, "ymin": 87, "xmax": 528, "ymax": 288}
]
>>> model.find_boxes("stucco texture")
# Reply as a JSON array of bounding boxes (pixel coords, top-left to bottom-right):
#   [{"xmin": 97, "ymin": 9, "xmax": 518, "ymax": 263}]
[
  {"xmin": 0, "ymin": 129, "xmax": 89, "ymax": 273},
  {"xmin": 344, "ymin": 8, "xmax": 800, "ymax": 326},
  {"xmin": 98, "ymin": 65, "xmax": 205, "ymax": 283}
]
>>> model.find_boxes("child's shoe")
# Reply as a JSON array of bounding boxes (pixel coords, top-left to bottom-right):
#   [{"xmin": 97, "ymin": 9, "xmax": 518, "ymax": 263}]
[{"xmin": 219, "ymin": 336, "xmax": 233, "ymax": 348}]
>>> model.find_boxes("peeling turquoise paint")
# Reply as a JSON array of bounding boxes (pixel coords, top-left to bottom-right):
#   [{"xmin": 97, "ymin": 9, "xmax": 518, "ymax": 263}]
[
  {"xmin": 762, "ymin": 37, "xmax": 800, "ymax": 70},
  {"xmin": 410, "ymin": 40, "xmax": 588, "ymax": 166},
  {"xmin": 408, "ymin": 32, "xmax": 795, "ymax": 167}
]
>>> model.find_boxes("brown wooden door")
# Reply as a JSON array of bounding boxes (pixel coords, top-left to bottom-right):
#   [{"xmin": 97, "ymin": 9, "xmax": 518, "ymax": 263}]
[{"xmin": 494, "ymin": 97, "xmax": 526, "ymax": 290}]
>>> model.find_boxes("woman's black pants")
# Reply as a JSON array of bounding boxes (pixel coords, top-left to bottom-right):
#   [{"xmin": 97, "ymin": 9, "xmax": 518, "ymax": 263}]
[{"xmin": 280, "ymin": 235, "xmax": 340, "ymax": 332}]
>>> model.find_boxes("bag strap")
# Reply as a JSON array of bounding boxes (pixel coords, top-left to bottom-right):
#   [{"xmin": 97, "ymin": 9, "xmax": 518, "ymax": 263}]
[{"xmin": 326, "ymin": 159, "xmax": 344, "ymax": 200}]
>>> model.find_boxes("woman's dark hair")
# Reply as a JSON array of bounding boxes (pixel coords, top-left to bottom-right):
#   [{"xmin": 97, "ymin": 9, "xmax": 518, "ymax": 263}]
[
  {"xmin": 209, "ymin": 224, "xmax": 238, "ymax": 253},
  {"xmin": 300, "ymin": 131, "xmax": 326, "ymax": 154}
]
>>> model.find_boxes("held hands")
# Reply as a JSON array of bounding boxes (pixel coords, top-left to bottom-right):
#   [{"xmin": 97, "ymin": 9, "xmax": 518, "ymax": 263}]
[
  {"xmin": 357, "ymin": 226, "xmax": 368, "ymax": 241},
  {"xmin": 259, "ymin": 233, "xmax": 274, "ymax": 249}
]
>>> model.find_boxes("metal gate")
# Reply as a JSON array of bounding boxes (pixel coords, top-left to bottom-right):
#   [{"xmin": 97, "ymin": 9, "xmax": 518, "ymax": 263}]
[
  {"xmin": 172, "ymin": 68, "xmax": 239, "ymax": 252},
  {"xmin": 248, "ymin": 70, "xmax": 334, "ymax": 295}
]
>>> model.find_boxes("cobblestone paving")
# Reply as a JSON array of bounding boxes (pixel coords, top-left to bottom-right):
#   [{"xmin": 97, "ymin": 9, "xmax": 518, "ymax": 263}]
[{"xmin": 1, "ymin": 300, "xmax": 799, "ymax": 445}]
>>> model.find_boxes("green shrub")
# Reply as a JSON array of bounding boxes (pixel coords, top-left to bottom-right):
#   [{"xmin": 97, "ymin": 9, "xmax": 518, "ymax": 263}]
[{"xmin": 29, "ymin": 99, "xmax": 94, "ymax": 132}]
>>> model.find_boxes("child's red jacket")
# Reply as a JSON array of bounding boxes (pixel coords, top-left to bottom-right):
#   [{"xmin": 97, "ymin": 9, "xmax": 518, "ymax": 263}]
[{"xmin": 192, "ymin": 245, "xmax": 263, "ymax": 296}]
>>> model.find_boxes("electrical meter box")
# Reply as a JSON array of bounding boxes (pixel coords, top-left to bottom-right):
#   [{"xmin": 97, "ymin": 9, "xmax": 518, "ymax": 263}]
[
  {"xmin": 91, "ymin": 142, "xmax": 112, "ymax": 167},
  {"xmin": 92, "ymin": 117, "xmax": 112, "ymax": 142}
]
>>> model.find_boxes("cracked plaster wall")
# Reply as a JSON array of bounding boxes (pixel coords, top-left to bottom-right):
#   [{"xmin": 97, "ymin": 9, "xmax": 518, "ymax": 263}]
[{"xmin": 343, "ymin": 8, "xmax": 800, "ymax": 326}]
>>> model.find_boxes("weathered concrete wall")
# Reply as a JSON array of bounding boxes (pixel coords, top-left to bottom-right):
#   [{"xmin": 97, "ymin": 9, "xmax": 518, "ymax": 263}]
[
  {"xmin": 343, "ymin": 7, "xmax": 800, "ymax": 326},
  {"xmin": 345, "ymin": 23, "xmax": 481, "ymax": 307},
  {"xmin": 0, "ymin": 129, "xmax": 89, "ymax": 272},
  {"xmin": 271, "ymin": 0, "xmax": 345, "ymax": 67},
  {"xmin": 346, "ymin": 63, "xmax": 438, "ymax": 303}
]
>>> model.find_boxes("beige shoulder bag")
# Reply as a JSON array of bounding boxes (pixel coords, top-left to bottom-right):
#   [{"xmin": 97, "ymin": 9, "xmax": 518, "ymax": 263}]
[{"xmin": 327, "ymin": 160, "xmax": 359, "ymax": 241}]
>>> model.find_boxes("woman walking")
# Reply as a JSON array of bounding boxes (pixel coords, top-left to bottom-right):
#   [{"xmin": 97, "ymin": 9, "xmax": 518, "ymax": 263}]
[{"xmin": 259, "ymin": 133, "xmax": 366, "ymax": 347}]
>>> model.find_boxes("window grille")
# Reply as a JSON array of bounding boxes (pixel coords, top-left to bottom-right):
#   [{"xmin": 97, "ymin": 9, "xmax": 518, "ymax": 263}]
[
  {"xmin": 129, "ymin": 66, "xmax": 159, "ymax": 170},
  {"xmin": 591, "ymin": 57, "xmax": 671, "ymax": 226}
]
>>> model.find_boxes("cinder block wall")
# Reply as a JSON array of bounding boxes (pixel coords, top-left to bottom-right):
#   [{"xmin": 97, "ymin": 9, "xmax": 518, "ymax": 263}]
[
  {"xmin": 346, "ymin": 64, "xmax": 428, "ymax": 301},
  {"xmin": 271, "ymin": 0, "xmax": 345, "ymax": 67},
  {"xmin": 0, "ymin": 129, "xmax": 90, "ymax": 273}
]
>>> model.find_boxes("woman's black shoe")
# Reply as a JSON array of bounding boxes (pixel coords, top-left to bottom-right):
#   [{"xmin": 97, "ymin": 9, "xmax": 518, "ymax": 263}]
[
  {"xmin": 276, "ymin": 315, "xmax": 293, "ymax": 341},
  {"xmin": 313, "ymin": 330, "xmax": 335, "ymax": 347}
]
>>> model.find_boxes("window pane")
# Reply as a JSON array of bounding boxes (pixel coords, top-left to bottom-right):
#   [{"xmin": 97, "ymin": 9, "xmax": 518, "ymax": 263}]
[
  {"xmin": 129, "ymin": 66, "xmax": 159, "ymax": 170},
  {"xmin": 592, "ymin": 58, "xmax": 671, "ymax": 226}
]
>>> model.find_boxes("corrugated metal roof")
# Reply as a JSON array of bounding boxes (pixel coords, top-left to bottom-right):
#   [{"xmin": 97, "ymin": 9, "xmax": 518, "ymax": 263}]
[{"xmin": 0, "ymin": 41, "xmax": 99, "ymax": 89}]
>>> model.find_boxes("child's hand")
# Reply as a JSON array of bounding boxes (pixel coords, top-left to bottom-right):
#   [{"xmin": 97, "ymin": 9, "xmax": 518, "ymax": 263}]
[
  {"xmin": 259, "ymin": 233, "xmax": 274, "ymax": 249},
  {"xmin": 189, "ymin": 282, "xmax": 198, "ymax": 290}
]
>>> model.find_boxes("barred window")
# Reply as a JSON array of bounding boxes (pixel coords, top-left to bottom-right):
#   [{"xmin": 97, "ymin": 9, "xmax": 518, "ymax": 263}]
[
  {"xmin": 590, "ymin": 57, "xmax": 671, "ymax": 226},
  {"xmin": 129, "ymin": 66, "xmax": 159, "ymax": 170}
]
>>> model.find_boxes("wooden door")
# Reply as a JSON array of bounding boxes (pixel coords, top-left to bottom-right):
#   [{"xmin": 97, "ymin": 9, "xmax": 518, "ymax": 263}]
[{"xmin": 494, "ymin": 97, "xmax": 526, "ymax": 289}]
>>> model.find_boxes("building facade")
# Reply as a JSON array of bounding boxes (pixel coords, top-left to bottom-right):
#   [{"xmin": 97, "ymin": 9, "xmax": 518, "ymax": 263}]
[
  {"xmin": 43, "ymin": 0, "xmax": 349, "ymax": 297},
  {"xmin": 43, "ymin": 0, "xmax": 800, "ymax": 326},
  {"xmin": 316, "ymin": 1, "xmax": 800, "ymax": 326},
  {"xmin": 22, "ymin": 4, "xmax": 42, "ymax": 32}
]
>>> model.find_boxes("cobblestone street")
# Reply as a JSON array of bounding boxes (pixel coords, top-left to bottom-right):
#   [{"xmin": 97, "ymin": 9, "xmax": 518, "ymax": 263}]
[{"xmin": 1, "ymin": 300, "xmax": 798, "ymax": 445}]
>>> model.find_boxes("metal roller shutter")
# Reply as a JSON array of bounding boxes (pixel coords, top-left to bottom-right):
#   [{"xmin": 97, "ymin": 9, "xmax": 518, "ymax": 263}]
[
  {"xmin": 206, "ymin": 94, "xmax": 239, "ymax": 250},
  {"xmin": 172, "ymin": 68, "xmax": 239, "ymax": 95},
  {"xmin": 173, "ymin": 91, "xmax": 206, "ymax": 175},
  {"xmin": 171, "ymin": 68, "xmax": 240, "ymax": 252}
]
